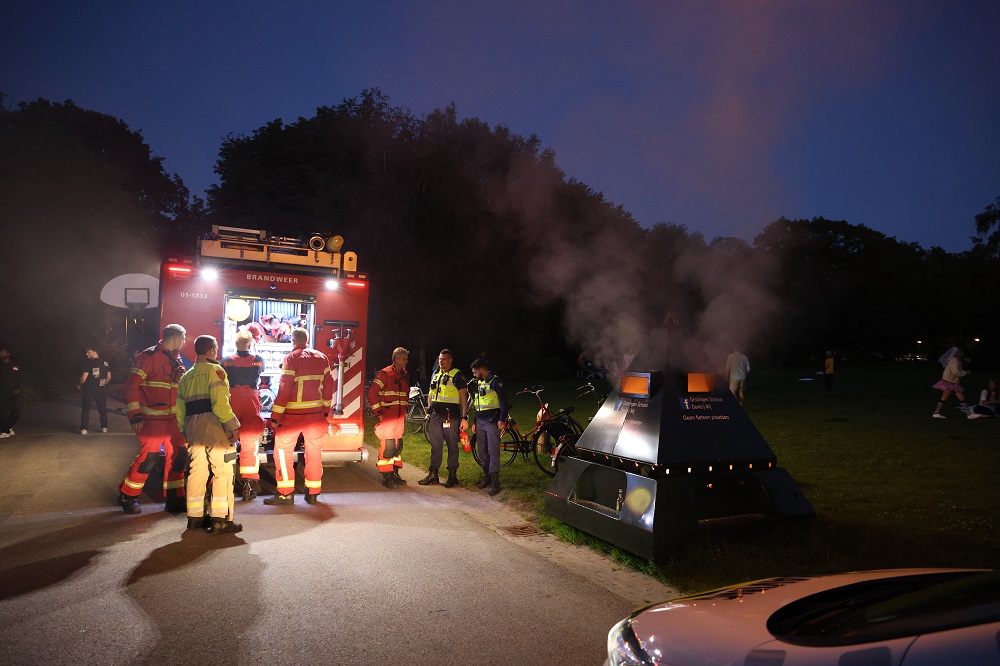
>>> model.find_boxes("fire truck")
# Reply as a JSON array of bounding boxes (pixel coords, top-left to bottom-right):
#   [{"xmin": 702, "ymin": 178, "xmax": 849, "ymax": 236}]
[{"xmin": 159, "ymin": 225, "xmax": 369, "ymax": 467}]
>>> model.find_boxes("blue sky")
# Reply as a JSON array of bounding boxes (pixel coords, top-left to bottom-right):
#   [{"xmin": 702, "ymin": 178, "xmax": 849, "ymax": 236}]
[{"xmin": 4, "ymin": 0, "xmax": 998, "ymax": 252}]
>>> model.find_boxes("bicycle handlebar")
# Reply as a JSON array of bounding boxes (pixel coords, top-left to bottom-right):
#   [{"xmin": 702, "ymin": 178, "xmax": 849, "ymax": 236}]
[{"xmin": 517, "ymin": 387, "xmax": 545, "ymax": 401}]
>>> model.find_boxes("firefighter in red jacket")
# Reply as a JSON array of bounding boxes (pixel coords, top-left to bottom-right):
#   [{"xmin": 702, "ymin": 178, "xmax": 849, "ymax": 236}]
[
  {"xmin": 263, "ymin": 327, "xmax": 334, "ymax": 506},
  {"xmin": 221, "ymin": 329, "xmax": 265, "ymax": 501},
  {"xmin": 367, "ymin": 347, "xmax": 409, "ymax": 488},
  {"xmin": 118, "ymin": 323, "xmax": 188, "ymax": 514}
]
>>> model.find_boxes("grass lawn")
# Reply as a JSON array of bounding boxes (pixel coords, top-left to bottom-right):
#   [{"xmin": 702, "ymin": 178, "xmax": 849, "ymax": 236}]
[{"xmin": 367, "ymin": 365, "xmax": 999, "ymax": 593}]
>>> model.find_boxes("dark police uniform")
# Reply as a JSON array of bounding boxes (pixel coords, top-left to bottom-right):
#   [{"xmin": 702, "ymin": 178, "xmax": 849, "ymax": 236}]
[{"xmin": 424, "ymin": 366, "xmax": 468, "ymax": 484}]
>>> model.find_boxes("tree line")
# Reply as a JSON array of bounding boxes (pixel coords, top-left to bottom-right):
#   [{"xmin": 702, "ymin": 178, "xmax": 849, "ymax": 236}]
[{"xmin": 2, "ymin": 91, "xmax": 998, "ymax": 397}]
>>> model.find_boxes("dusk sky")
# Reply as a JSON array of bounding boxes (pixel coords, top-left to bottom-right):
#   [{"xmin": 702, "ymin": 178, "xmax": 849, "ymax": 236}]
[{"xmin": 4, "ymin": 1, "xmax": 998, "ymax": 253}]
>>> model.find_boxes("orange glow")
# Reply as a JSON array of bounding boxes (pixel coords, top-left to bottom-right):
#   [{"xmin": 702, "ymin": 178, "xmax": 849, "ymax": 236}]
[
  {"xmin": 167, "ymin": 265, "xmax": 192, "ymax": 274},
  {"xmin": 687, "ymin": 373, "xmax": 714, "ymax": 392},
  {"xmin": 620, "ymin": 374, "xmax": 650, "ymax": 396}
]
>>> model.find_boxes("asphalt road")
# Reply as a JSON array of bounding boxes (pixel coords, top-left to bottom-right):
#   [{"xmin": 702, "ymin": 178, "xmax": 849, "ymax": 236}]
[{"xmin": 0, "ymin": 394, "xmax": 676, "ymax": 666}]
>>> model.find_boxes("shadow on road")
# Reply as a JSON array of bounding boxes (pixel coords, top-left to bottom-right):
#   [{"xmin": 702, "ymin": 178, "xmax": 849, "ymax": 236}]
[
  {"xmin": 0, "ymin": 549, "xmax": 102, "ymax": 601},
  {"xmin": 124, "ymin": 525, "xmax": 264, "ymax": 665},
  {"xmin": 126, "ymin": 528, "xmax": 247, "ymax": 586},
  {"xmin": 0, "ymin": 512, "xmax": 161, "ymax": 601}
]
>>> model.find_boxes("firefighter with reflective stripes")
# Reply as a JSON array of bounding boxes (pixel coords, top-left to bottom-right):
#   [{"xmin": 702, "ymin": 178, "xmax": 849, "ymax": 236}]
[
  {"xmin": 263, "ymin": 328, "xmax": 334, "ymax": 506},
  {"xmin": 222, "ymin": 329, "xmax": 265, "ymax": 501},
  {"xmin": 367, "ymin": 347, "xmax": 409, "ymax": 488},
  {"xmin": 118, "ymin": 324, "xmax": 188, "ymax": 514},
  {"xmin": 177, "ymin": 335, "xmax": 242, "ymax": 534}
]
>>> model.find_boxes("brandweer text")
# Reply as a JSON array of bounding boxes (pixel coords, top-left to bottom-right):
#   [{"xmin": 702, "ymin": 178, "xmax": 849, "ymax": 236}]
[{"xmin": 247, "ymin": 274, "xmax": 300, "ymax": 283}]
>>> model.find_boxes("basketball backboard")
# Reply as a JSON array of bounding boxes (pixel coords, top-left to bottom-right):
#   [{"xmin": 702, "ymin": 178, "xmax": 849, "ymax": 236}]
[{"xmin": 101, "ymin": 274, "xmax": 160, "ymax": 309}]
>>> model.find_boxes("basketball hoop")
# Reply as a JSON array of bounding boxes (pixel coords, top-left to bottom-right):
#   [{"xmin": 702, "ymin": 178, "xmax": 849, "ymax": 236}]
[{"xmin": 125, "ymin": 287, "xmax": 150, "ymax": 313}]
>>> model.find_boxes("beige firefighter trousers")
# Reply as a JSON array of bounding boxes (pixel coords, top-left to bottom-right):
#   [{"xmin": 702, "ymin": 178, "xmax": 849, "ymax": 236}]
[{"xmin": 186, "ymin": 440, "xmax": 238, "ymax": 521}]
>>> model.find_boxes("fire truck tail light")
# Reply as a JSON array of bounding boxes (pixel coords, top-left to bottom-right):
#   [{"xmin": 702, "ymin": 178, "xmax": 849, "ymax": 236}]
[
  {"xmin": 325, "ymin": 279, "xmax": 340, "ymax": 290},
  {"xmin": 166, "ymin": 265, "xmax": 193, "ymax": 280},
  {"xmin": 201, "ymin": 268, "xmax": 219, "ymax": 281},
  {"xmin": 346, "ymin": 281, "xmax": 366, "ymax": 288}
]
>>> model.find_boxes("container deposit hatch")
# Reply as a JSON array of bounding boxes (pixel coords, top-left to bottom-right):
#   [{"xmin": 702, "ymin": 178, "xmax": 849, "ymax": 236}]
[{"xmin": 545, "ymin": 327, "xmax": 814, "ymax": 561}]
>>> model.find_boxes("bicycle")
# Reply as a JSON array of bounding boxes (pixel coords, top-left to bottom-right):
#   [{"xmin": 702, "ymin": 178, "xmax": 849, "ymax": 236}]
[
  {"xmin": 574, "ymin": 382, "xmax": 608, "ymax": 413},
  {"xmin": 540, "ymin": 383, "xmax": 607, "ymax": 474},
  {"xmin": 404, "ymin": 383, "xmax": 431, "ymax": 441},
  {"xmin": 470, "ymin": 385, "xmax": 583, "ymax": 475},
  {"xmin": 524, "ymin": 384, "xmax": 586, "ymax": 476}
]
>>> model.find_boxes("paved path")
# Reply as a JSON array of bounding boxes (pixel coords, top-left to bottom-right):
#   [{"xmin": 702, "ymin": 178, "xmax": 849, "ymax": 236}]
[{"xmin": 0, "ymin": 395, "xmax": 676, "ymax": 665}]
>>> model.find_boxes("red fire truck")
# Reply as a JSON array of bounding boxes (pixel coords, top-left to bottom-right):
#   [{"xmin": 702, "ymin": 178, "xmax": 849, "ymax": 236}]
[{"xmin": 159, "ymin": 225, "xmax": 369, "ymax": 466}]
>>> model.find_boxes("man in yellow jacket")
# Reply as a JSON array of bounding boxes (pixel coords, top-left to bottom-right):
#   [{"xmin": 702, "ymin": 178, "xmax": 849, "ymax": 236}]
[{"xmin": 177, "ymin": 335, "xmax": 242, "ymax": 535}]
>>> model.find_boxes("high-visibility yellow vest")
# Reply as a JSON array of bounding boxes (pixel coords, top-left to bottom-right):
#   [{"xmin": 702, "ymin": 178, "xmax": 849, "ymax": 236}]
[
  {"xmin": 473, "ymin": 375, "xmax": 500, "ymax": 413},
  {"xmin": 429, "ymin": 367, "xmax": 461, "ymax": 405}
]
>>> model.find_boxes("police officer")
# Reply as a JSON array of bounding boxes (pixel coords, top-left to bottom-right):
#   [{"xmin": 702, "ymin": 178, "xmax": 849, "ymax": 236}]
[
  {"xmin": 468, "ymin": 357, "xmax": 509, "ymax": 496},
  {"xmin": 78, "ymin": 348, "xmax": 111, "ymax": 435},
  {"xmin": 418, "ymin": 349, "xmax": 469, "ymax": 488}
]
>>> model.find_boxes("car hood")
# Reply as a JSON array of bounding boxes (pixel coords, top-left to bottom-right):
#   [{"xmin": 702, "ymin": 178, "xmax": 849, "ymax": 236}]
[{"xmin": 626, "ymin": 569, "xmax": 962, "ymax": 665}]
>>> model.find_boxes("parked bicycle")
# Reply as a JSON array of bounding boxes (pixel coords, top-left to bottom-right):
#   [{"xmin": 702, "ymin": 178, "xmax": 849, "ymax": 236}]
[
  {"xmin": 404, "ymin": 383, "xmax": 430, "ymax": 440},
  {"xmin": 574, "ymin": 382, "xmax": 608, "ymax": 413},
  {"xmin": 531, "ymin": 384, "xmax": 603, "ymax": 475},
  {"xmin": 470, "ymin": 385, "xmax": 583, "ymax": 475},
  {"xmin": 539, "ymin": 383, "xmax": 611, "ymax": 474}
]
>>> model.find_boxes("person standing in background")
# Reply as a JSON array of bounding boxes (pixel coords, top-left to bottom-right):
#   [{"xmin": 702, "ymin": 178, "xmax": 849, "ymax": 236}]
[
  {"xmin": 0, "ymin": 346, "xmax": 22, "ymax": 438},
  {"xmin": 724, "ymin": 348, "xmax": 750, "ymax": 406},
  {"xmin": 932, "ymin": 347, "xmax": 971, "ymax": 418},
  {"xmin": 78, "ymin": 348, "xmax": 111, "ymax": 435},
  {"xmin": 824, "ymin": 351, "xmax": 836, "ymax": 397}
]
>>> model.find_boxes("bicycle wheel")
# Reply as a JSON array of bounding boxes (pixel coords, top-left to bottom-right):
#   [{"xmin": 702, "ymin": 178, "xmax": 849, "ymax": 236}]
[
  {"xmin": 532, "ymin": 421, "xmax": 575, "ymax": 476},
  {"xmin": 552, "ymin": 433, "xmax": 581, "ymax": 474},
  {"xmin": 469, "ymin": 426, "xmax": 519, "ymax": 468},
  {"xmin": 497, "ymin": 427, "xmax": 520, "ymax": 467},
  {"xmin": 422, "ymin": 415, "xmax": 431, "ymax": 443},
  {"xmin": 470, "ymin": 431, "xmax": 482, "ymax": 466},
  {"xmin": 404, "ymin": 401, "xmax": 426, "ymax": 435}
]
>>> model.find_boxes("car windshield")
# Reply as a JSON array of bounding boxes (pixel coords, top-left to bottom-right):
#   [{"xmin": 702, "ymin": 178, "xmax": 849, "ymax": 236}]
[{"xmin": 767, "ymin": 570, "xmax": 1000, "ymax": 647}]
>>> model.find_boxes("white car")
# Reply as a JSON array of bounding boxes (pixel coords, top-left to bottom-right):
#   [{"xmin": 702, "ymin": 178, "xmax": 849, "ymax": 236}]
[{"xmin": 605, "ymin": 568, "xmax": 1000, "ymax": 665}]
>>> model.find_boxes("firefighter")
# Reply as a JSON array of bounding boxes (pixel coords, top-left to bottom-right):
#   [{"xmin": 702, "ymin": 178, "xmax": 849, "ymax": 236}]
[
  {"xmin": 177, "ymin": 335, "xmax": 242, "ymax": 534},
  {"xmin": 418, "ymin": 348, "xmax": 469, "ymax": 488},
  {"xmin": 263, "ymin": 327, "xmax": 334, "ymax": 506},
  {"xmin": 469, "ymin": 357, "xmax": 509, "ymax": 496},
  {"xmin": 367, "ymin": 347, "xmax": 409, "ymax": 488},
  {"xmin": 118, "ymin": 324, "xmax": 188, "ymax": 514},
  {"xmin": 222, "ymin": 329, "xmax": 265, "ymax": 501}
]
